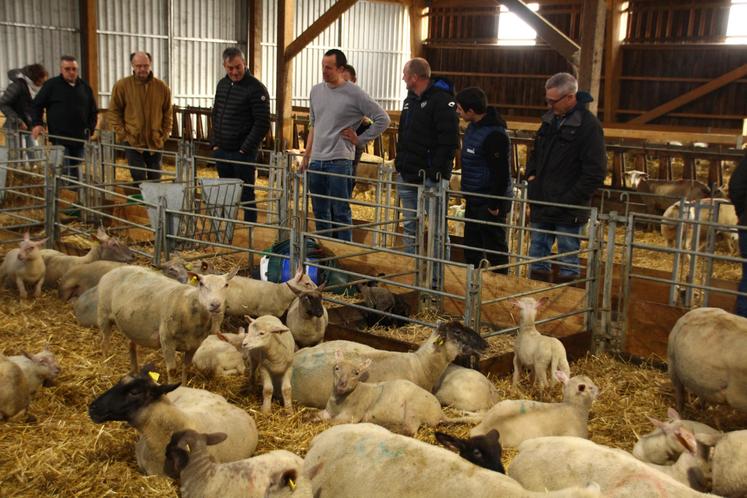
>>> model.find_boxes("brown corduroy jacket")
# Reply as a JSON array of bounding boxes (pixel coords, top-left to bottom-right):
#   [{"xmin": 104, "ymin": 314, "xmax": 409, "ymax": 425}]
[{"xmin": 108, "ymin": 73, "xmax": 172, "ymax": 150}]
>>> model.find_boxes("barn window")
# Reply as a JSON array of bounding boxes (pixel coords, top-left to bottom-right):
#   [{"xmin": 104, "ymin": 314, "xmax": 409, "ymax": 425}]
[
  {"xmin": 497, "ymin": 3, "xmax": 540, "ymax": 46},
  {"xmin": 726, "ymin": 0, "xmax": 747, "ymax": 44}
]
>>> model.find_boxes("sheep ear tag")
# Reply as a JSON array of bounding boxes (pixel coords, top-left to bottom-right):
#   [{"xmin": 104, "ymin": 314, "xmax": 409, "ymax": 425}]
[
  {"xmin": 148, "ymin": 371, "xmax": 160, "ymax": 383},
  {"xmin": 288, "ymin": 478, "xmax": 297, "ymax": 491},
  {"xmin": 189, "ymin": 275, "xmax": 199, "ymax": 286},
  {"xmin": 435, "ymin": 337, "xmax": 445, "ymax": 346}
]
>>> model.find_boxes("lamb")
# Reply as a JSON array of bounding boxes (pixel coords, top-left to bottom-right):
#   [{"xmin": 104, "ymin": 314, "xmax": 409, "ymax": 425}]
[
  {"xmin": 73, "ymin": 285, "xmax": 98, "ymax": 327},
  {"xmin": 0, "ymin": 232, "xmax": 48, "ymax": 300},
  {"xmin": 0, "ymin": 354, "xmax": 31, "ymax": 421},
  {"xmin": 40, "ymin": 226, "xmax": 134, "ymax": 287},
  {"xmin": 242, "ymin": 315, "xmax": 296, "ymax": 414},
  {"xmin": 661, "ymin": 198, "xmax": 738, "ymax": 254},
  {"xmin": 434, "ymin": 429, "xmax": 505, "ymax": 473},
  {"xmin": 97, "ymin": 265, "xmax": 237, "ymax": 382},
  {"xmin": 632, "ymin": 407, "xmax": 721, "ymax": 464},
  {"xmin": 224, "ymin": 267, "xmax": 316, "ymax": 318},
  {"xmin": 302, "ymin": 423, "xmax": 602, "ymax": 498},
  {"xmin": 286, "ymin": 286, "xmax": 328, "ymax": 347},
  {"xmin": 433, "ymin": 364, "xmax": 499, "ymax": 411},
  {"xmin": 508, "ymin": 436, "xmax": 714, "ymax": 498},
  {"xmin": 192, "ymin": 331, "xmax": 247, "ymax": 377},
  {"xmin": 511, "ymin": 297, "xmax": 571, "ymax": 389},
  {"xmin": 644, "ymin": 427, "xmax": 713, "ymax": 492},
  {"xmin": 291, "ymin": 321, "xmax": 488, "ymax": 408},
  {"xmin": 667, "ymin": 307, "xmax": 747, "ymax": 412},
  {"xmin": 470, "ymin": 371, "xmax": 599, "ymax": 448},
  {"xmin": 6, "ymin": 347, "xmax": 60, "ymax": 394},
  {"xmin": 58, "ymin": 260, "xmax": 126, "ymax": 301},
  {"xmin": 357, "ymin": 279, "xmax": 410, "ymax": 327},
  {"xmin": 163, "ymin": 429, "xmax": 304, "ymax": 498},
  {"xmin": 624, "ymin": 169, "xmax": 649, "ymax": 189},
  {"xmin": 88, "ymin": 367, "xmax": 257, "ymax": 476},
  {"xmin": 319, "ymin": 351, "xmax": 444, "ymax": 436}
]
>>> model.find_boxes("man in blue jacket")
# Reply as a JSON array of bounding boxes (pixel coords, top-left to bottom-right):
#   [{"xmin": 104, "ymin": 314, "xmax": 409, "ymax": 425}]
[
  {"xmin": 525, "ymin": 72, "xmax": 606, "ymax": 282},
  {"xmin": 455, "ymin": 87, "xmax": 512, "ymax": 273},
  {"xmin": 729, "ymin": 150, "xmax": 747, "ymax": 316},
  {"xmin": 211, "ymin": 47, "xmax": 270, "ymax": 223},
  {"xmin": 395, "ymin": 58, "xmax": 459, "ymax": 255}
]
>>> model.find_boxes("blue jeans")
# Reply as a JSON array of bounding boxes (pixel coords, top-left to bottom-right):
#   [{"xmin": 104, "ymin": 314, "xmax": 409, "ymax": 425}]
[
  {"xmin": 214, "ymin": 149, "xmax": 257, "ymax": 223},
  {"xmin": 528, "ymin": 222, "xmax": 582, "ymax": 276},
  {"xmin": 737, "ymin": 228, "xmax": 747, "ymax": 317},
  {"xmin": 308, "ymin": 159, "xmax": 353, "ymax": 242},
  {"xmin": 396, "ymin": 175, "xmax": 450, "ymax": 259}
]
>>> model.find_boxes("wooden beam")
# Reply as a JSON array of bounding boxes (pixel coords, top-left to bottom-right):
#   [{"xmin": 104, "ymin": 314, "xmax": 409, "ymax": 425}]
[
  {"xmin": 284, "ymin": 0, "xmax": 358, "ymax": 63},
  {"xmin": 603, "ymin": 0, "xmax": 623, "ymax": 123},
  {"xmin": 499, "ymin": 0, "xmax": 580, "ymax": 66},
  {"xmin": 578, "ymin": 0, "xmax": 606, "ymax": 115},
  {"xmin": 629, "ymin": 63, "xmax": 747, "ymax": 125},
  {"xmin": 80, "ymin": 0, "xmax": 98, "ymax": 100},
  {"xmin": 408, "ymin": 0, "xmax": 426, "ymax": 59},
  {"xmin": 275, "ymin": 0, "xmax": 294, "ymax": 150},
  {"xmin": 248, "ymin": 0, "xmax": 262, "ymax": 77}
]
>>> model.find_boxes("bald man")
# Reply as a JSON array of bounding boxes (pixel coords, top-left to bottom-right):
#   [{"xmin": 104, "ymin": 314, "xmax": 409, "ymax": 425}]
[{"xmin": 109, "ymin": 51, "xmax": 173, "ymax": 187}]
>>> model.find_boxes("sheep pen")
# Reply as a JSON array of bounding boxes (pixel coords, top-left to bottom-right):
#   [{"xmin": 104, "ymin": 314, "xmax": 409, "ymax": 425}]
[{"xmin": 2, "ymin": 283, "xmax": 746, "ymax": 496}]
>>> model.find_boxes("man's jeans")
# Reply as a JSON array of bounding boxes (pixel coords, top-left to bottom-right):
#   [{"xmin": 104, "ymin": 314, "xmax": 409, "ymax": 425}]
[
  {"xmin": 528, "ymin": 222, "xmax": 583, "ymax": 277},
  {"xmin": 397, "ymin": 175, "xmax": 450, "ymax": 257},
  {"xmin": 214, "ymin": 149, "xmax": 257, "ymax": 223},
  {"xmin": 308, "ymin": 159, "xmax": 353, "ymax": 242},
  {"xmin": 737, "ymin": 228, "xmax": 747, "ymax": 317}
]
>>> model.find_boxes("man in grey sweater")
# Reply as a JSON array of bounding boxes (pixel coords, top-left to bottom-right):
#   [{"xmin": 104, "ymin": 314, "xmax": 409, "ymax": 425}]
[{"xmin": 301, "ymin": 49, "xmax": 390, "ymax": 241}]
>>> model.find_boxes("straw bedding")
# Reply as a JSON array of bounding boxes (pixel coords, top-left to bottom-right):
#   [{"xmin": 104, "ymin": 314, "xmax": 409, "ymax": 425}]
[{"xmin": 2, "ymin": 277, "xmax": 746, "ymax": 497}]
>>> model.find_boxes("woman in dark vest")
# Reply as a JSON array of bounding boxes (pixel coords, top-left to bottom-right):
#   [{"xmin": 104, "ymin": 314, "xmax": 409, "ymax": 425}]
[{"xmin": 455, "ymin": 87, "xmax": 513, "ymax": 273}]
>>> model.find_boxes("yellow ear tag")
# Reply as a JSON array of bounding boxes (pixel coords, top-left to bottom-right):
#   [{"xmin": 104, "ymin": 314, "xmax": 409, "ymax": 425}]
[
  {"xmin": 435, "ymin": 337, "xmax": 444, "ymax": 346},
  {"xmin": 148, "ymin": 371, "xmax": 160, "ymax": 383},
  {"xmin": 288, "ymin": 478, "xmax": 297, "ymax": 491},
  {"xmin": 189, "ymin": 275, "xmax": 199, "ymax": 286},
  {"xmin": 184, "ymin": 263, "xmax": 193, "ymax": 270}
]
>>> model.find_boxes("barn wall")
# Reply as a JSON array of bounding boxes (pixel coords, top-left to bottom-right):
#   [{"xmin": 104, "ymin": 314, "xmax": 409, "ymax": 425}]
[
  {"xmin": 0, "ymin": 0, "xmax": 81, "ymax": 89},
  {"xmin": 425, "ymin": 0, "xmax": 747, "ymax": 131}
]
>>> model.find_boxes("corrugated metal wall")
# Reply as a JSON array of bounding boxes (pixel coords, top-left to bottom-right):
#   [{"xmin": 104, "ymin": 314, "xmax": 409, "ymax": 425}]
[
  {"xmin": 261, "ymin": 0, "xmax": 410, "ymax": 112},
  {"xmin": 0, "ymin": 0, "xmax": 81, "ymax": 90},
  {"xmin": 97, "ymin": 0, "xmax": 245, "ymax": 108}
]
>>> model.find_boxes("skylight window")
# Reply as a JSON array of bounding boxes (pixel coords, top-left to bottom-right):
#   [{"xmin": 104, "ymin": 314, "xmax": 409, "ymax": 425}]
[
  {"xmin": 726, "ymin": 0, "xmax": 747, "ymax": 44},
  {"xmin": 497, "ymin": 3, "xmax": 540, "ymax": 46}
]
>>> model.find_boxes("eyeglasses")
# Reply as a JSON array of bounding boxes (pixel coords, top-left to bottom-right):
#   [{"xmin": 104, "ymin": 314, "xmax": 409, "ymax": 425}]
[{"xmin": 545, "ymin": 94, "xmax": 570, "ymax": 105}]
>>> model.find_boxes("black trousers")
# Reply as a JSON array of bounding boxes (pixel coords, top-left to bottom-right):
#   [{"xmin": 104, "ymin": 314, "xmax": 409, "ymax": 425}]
[
  {"xmin": 125, "ymin": 147, "xmax": 162, "ymax": 184},
  {"xmin": 214, "ymin": 149, "xmax": 257, "ymax": 223},
  {"xmin": 463, "ymin": 200, "xmax": 509, "ymax": 272}
]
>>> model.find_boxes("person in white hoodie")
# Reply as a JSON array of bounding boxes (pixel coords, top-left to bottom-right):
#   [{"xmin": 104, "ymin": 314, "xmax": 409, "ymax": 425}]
[{"xmin": 0, "ymin": 64, "xmax": 48, "ymax": 148}]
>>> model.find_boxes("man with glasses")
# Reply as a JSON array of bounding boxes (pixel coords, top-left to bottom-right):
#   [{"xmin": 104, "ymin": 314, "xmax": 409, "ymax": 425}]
[
  {"xmin": 109, "ymin": 51, "xmax": 173, "ymax": 187},
  {"xmin": 525, "ymin": 72, "xmax": 606, "ymax": 283},
  {"xmin": 31, "ymin": 55, "xmax": 97, "ymax": 180}
]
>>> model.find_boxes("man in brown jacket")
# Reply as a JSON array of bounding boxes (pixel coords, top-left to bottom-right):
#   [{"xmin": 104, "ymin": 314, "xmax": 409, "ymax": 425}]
[{"xmin": 108, "ymin": 51, "xmax": 172, "ymax": 186}]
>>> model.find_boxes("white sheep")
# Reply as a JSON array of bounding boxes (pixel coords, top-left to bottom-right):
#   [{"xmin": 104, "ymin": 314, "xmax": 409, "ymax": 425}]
[
  {"xmin": 632, "ymin": 407, "xmax": 721, "ymax": 464},
  {"xmin": 319, "ymin": 351, "xmax": 444, "ymax": 436},
  {"xmin": 224, "ymin": 267, "xmax": 317, "ymax": 318},
  {"xmin": 667, "ymin": 307, "xmax": 747, "ymax": 412},
  {"xmin": 40, "ymin": 226, "xmax": 133, "ymax": 287},
  {"xmin": 291, "ymin": 321, "xmax": 488, "ymax": 408},
  {"xmin": 302, "ymin": 423, "xmax": 602, "ymax": 498},
  {"xmin": 88, "ymin": 367, "xmax": 258, "ymax": 476},
  {"xmin": 470, "ymin": 371, "xmax": 599, "ymax": 448},
  {"xmin": 0, "ymin": 354, "xmax": 31, "ymax": 421},
  {"xmin": 661, "ymin": 198, "xmax": 739, "ymax": 254},
  {"xmin": 97, "ymin": 265, "xmax": 237, "ymax": 382},
  {"xmin": 644, "ymin": 427, "xmax": 712, "ymax": 492},
  {"xmin": 58, "ymin": 260, "xmax": 126, "ymax": 301},
  {"xmin": 701, "ymin": 430, "xmax": 747, "ymax": 497},
  {"xmin": 508, "ymin": 436, "xmax": 713, "ymax": 497},
  {"xmin": 511, "ymin": 297, "xmax": 571, "ymax": 389},
  {"xmin": 0, "ymin": 232, "xmax": 48, "ymax": 300},
  {"xmin": 163, "ymin": 429, "xmax": 305, "ymax": 498},
  {"xmin": 286, "ymin": 286, "xmax": 328, "ymax": 347},
  {"xmin": 6, "ymin": 347, "xmax": 60, "ymax": 394},
  {"xmin": 433, "ymin": 364, "xmax": 500, "ymax": 411},
  {"xmin": 192, "ymin": 331, "xmax": 247, "ymax": 377},
  {"xmin": 242, "ymin": 315, "xmax": 296, "ymax": 414},
  {"xmin": 73, "ymin": 285, "xmax": 98, "ymax": 327}
]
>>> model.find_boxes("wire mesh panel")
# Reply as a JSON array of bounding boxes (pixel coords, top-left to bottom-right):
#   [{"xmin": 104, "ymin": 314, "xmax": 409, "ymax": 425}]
[{"xmin": 185, "ymin": 177, "xmax": 243, "ymax": 245}]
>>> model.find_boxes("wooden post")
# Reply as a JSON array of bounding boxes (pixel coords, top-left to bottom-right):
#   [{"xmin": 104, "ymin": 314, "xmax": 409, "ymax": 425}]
[
  {"xmin": 80, "ymin": 0, "xmax": 98, "ymax": 100},
  {"xmin": 408, "ymin": 0, "xmax": 426, "ymax": 59},
  {"xmin": 275, "ymin": 0, "xmax": 294, "ymax": 151},
  {"xmin": 578, "ymin": 0, "xmax": 606, "ymax": 116},
  {"xmin": 248, "ymin": 0, "xmax": 262, "ymax": 77},
  {"xmin": 603, "ymin": 0, "xmax": 623, "ymax": 124}
]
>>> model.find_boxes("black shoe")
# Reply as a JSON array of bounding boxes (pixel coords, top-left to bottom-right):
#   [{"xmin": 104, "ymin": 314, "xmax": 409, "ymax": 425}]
[{"xmin": 529, "ymin": 269, "xmax": 553, "ymax": 283}]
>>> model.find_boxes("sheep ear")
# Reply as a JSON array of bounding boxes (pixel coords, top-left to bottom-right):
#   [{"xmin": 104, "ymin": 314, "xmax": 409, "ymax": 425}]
[
  {"xmin": 317, "ymin": 282, "xmax": 327, "ymax": 292},
  {"xmin": 22, "ymin": 351, "xmax": 34, "ymax": 361},
  {"xmin": 294, "ymin": 265, "xmax": 304, "ymax": 280},
  {"xmin": 244, "ymin": 315, "xmax": 255, "ymax": 324},
  {"xmin": 694, "ymin": 432, "xmax": 723, "ymax": 448},
  {"xmin": 435, "ymin": 432, "xmax": 464, "ymax": 453},
  {"xmin": 238, "ymin": 326, "xmax": 246, "ymax": 335},
  {"xmin": 646, "ymin": 416, "xmax": 668, "ymax": 431},
  {"xmin": 537, "ymin": 296, "xmax": 550, "ymax": 309},
  {"xmin": 95, "ymin": 226, "xmax": 108, "ymax": 241},
  {"xmin": 674, "ymin": 427, "xmax": 697, "ymax": 455},
  {"xmin": 554, "ymin": 370, "xmax": 569, "ymax": 385},
  {"xmin": 334, "ymin": 349, "xmax": 344, "ymax": 362},
  {"xmin": 667, "ymin": 407, "xmax": 681, "ymax": 421},
  {"xmin": 224, "ymin": 268, "xmax": 238, "ymax": 281},
  {"xmin": 155, "ymin": 382, "xmax": 181, "ymax": 397},
  {"xmin": 486, "ymin": 429, "xmax": 500, "ymax": 444},
  {"xmin": 186, "ymin": 271, "xmax": 201, "ymax": 285},
  {"xmin": 35, "ymin": 237, "xmax": 49, "ymax": 246},
  {"xmin": 360, "ymin": 358, "xmax": 372, "ymax": 372},
  {"xmin": 23, "ymin": 231, "xmax": 31, "ymax": 242},
  {"xmin": 205, "ymin": 432, "xmax": 228, "ymax": 446}
]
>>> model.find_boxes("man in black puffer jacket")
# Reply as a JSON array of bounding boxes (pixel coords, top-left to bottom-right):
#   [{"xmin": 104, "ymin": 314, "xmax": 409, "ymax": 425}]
[
  {"xmin": 525, "ymin": 72, "xmax": 606, "ymax": 283},
  {"xmin": 395, "ymin": 57, "xmax": 459, "ymax": 255},
  {"xmin": 728, "ymin": 150, "xmax": 747, "ymax": 316},
  {"xmin": 211, "ymin": 47, "xmax": 270, "ymax": 223}
]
